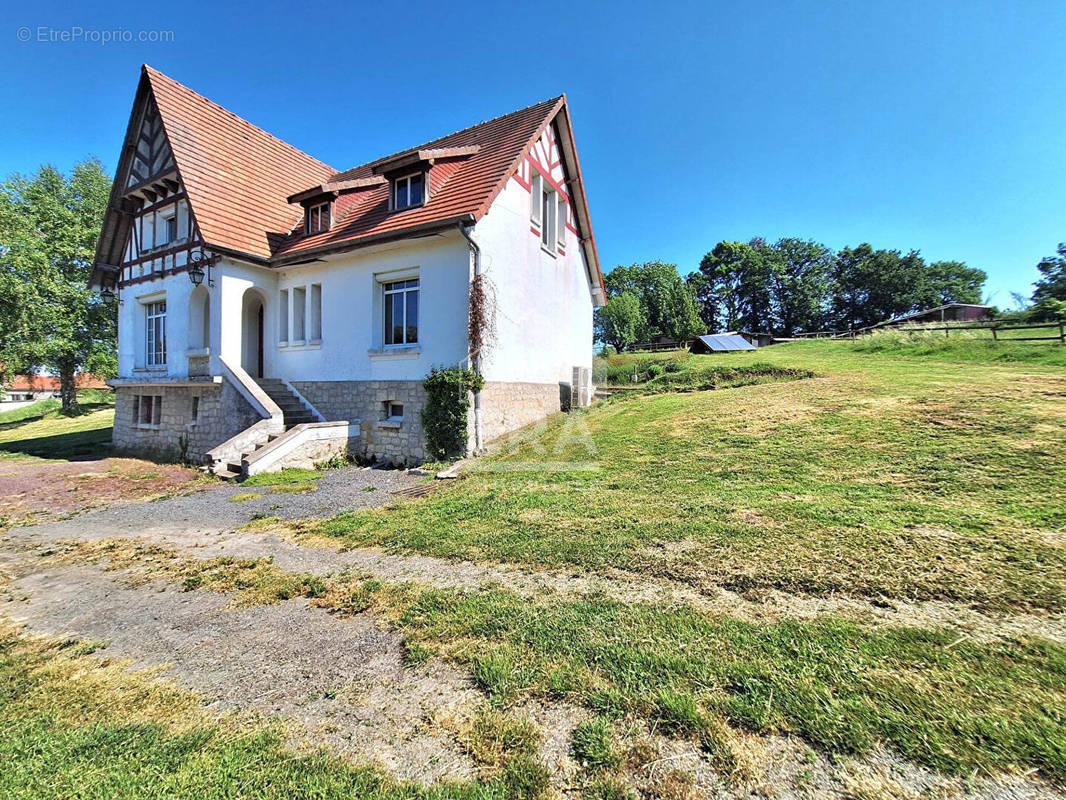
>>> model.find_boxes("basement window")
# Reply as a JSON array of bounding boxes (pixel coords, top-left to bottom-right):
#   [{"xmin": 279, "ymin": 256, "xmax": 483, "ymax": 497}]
[
  {"xmin": 132, "ymin": 394, "xmax": 163, "ymax": 429},
  {"xmin": 191, "ymin": 395, "xmax": 200, "ymax": 424},
  {"xmin": 382, "ymin": 401, "xmax": 404, "ymax": 422},
  {"xmin": 305, "ymin": 202, "xmax": 331, "ymax": 234}
]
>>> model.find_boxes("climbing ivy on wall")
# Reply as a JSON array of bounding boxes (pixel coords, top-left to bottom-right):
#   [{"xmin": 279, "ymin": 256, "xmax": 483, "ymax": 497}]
[{"xmin": 421, "ymin": 366, "xmax": 484, "ymax": 460}]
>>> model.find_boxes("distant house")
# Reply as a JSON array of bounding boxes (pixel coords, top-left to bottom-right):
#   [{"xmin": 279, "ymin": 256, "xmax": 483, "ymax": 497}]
[
  {"xmin": 2, "ymin": 373, "xmax": 108, "ymax": 403},
  {"xmin": 880, "ymin": 303, "xmax": 993, "ymax": 327},
  {"xmin": 690, "ymin": 333, "xmax": 757, "ymax": 354}
]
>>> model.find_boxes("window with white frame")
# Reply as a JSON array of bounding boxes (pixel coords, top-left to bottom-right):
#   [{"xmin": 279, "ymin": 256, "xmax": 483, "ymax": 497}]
[
  {"xmin": 540, "ymin": 184, "xmax": 556, "ymax": 249},
  {"xmin": 132, "ymin": 394, "xmax": 163, "ymax": 428},
  {"xmin": 383, "ymin": 278, "xmax": 419, "ymax": 346},
  {"xmin": 145, "ymin": 300, "xmax": 167, "ymax": 367},
  {"xmin": 306, "ymin": 202, "xmax": 330, "ymax": 234},
  {"xmin": 392, "ymin": 173, "xmax": 424, "ymax": 210},
  {"xmin": 530, "ymin": 171, "xmax": 560, "ymax": 254},
  {"xmin": 158, "ymin": 211, "xmax": 177, "ymax": 246}
]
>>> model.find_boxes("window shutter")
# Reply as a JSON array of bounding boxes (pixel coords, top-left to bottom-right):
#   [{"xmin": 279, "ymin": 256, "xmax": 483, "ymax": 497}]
[
  {"xmin": 557, "ymin": 197, "xmax": 567, "ymax": 246},
  {"xmin": 530, "ymin": 174, "xmax": 542, "ymax": 224}
]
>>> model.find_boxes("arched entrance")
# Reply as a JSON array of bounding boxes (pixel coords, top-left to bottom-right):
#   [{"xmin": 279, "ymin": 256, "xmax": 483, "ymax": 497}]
[{"xmin": 241, "ymin": 289, "xmax": 266, "ymax": 378}]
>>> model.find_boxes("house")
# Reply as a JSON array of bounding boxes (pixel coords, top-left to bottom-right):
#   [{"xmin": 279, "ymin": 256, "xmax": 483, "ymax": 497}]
[
  {"xmin": 2, "ymin": 373, "xmax": 108, "ymax": 403},
  {"xmin": 879, "ymin": 303, "xmax": 993, "ymax": 327},
  {"xmin": 690, "ymin": 334, "xmax": 757, "ymax": 354},
  {"xmin": 90, "ymin": 66, "xmax": 604, "ymax": 477}
]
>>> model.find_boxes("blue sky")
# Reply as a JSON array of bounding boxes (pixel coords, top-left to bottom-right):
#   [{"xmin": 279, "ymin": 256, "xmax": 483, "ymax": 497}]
[{"xmin": 2, "ymin": 0, "xmax": 1064, "ymax": 307}]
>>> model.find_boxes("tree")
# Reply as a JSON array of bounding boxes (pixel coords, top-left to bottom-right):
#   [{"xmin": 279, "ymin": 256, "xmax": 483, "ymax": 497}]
[
  {"xmin": 830, "ymin": 245, "xmax": 927, "ymax": 329},
  {"xmin": 0, "ymin": 159, "xmax": 114, "ymax": 411},
  {"xmin": 600, "ymin": 261, "xmax": 703, "ymax": 343},
  {"xmin": 1030, "ymin": 243, "xmax": 1066, "ymax": 320},
  {"xmin": 922, "ymin": 260, "xmax": 986, "ymax": 307},
  {"xmin": 595, "ymin": 291, "xmax": 642, "ymax": 351},
  {"xmin": 768, "ymin": 238, "xmax": 833, "ymax": 335},
  {"xmin": 696, "ymin": 240, "xmax": 775, "ymax": 332}
]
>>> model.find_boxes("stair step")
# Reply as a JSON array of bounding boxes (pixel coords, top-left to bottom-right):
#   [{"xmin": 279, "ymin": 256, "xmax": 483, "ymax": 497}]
[
  {"xmin": 215, "ymin": 469, "xmax": 240, "ymax": 480},
  {"xmin": 227, "ymin": 461, "xmax": 244, "ymax": 474}
]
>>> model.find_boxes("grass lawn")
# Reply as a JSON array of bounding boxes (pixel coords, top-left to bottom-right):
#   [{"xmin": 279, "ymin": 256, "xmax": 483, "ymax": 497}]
[
  {"xmin": 0, "ymin": 391, "xmax": 115, "ymax": 461},
  {"xmin": 308, "ymin": 340, "xmax": 1066, "ymax": 614}
]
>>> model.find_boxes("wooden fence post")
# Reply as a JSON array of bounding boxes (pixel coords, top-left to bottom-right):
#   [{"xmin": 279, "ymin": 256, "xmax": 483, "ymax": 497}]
[
  {"xmin": 1060, "ymin": 320, "xmax": 1065, "ymax": 345},
  {"xmin": 992, "ymin": 325, "xmax": 998, "ymax": 341}
]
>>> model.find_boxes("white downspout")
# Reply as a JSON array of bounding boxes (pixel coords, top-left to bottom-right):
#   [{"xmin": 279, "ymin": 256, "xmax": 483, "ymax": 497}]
[{"xmin": 459, "ymin": 222, "xmax": 483, "ymax": 453}]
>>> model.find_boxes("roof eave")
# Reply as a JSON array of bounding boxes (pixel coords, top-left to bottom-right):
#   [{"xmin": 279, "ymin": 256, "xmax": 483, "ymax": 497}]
[{"xmin": 268, "ymin": 214, "xmax": 476, "ymax": 267}]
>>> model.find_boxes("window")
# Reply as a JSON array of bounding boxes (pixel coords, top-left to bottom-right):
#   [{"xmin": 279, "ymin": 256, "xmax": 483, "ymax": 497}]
[
  {"xmin": 279, "ymin": 289, "xmax": 289, "ymax": 343},
  {"xmin": 557, "ymin": 196, "xmax": 567, "ymax": 247},
  {"xmin": 306, "ymin": 202, "xmax": 330, "ymax": 234},
  {"xmin": 383, "ymin": 401, "xmax": 404, "ymax": 421},
  {"xmin": 191, "ymin": 396, "xmax": 200, "ymax": 423},
  {"xmin": 292, "ymin": 286, "xmax": 306, "ymax": 342},
  {"xmin": 145, "ymin": 300, "xmax": 167, "ymax": 367},
  {"xmin": 392, "ymin": 173, "xmax": 424, "ymax": 210},
  {"xmin": 133, "ymin": 394, "xmax": 162, "ymax": 428},
  {"xmin": 383, "ymin": 278, "xmax": 419, "ymax": 346},
  {"xmin": 310, "ymin": 283, "xmax": 322, "ymax": 341},
  {"xmin": 159, "ymin": 212, "xmax": 177, "ymax": 246}
]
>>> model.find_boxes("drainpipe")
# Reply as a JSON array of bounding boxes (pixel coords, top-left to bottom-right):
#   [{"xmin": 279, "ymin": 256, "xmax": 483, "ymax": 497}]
[{"xmin": 458, "ymin": 222, "xmax": 483, "ymax": 453}]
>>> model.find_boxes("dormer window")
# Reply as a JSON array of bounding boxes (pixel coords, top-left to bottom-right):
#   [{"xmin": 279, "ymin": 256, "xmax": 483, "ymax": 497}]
[
  {"xmin": 306, "ymin": 202, "xmax": 331, "ymax": 234},
  {"xmin": 392, "ymin": 172, "xmax": 424, "ymax": 210}
]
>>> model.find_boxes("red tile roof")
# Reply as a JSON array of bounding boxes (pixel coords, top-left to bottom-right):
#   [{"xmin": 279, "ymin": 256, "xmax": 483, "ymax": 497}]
[
  {"xmin": 271, "ymin": 97, "xmax": 564, "ymax": 261},
  {"xmin": 146, "ymin": 66, "xmax": 336, "ymax": 262},
  {"xmin": 4, "ymin": 374, "xmax": 108, "ymax": 392},
  {"xmin": 130, "ymin": 68, "xmax": 603, "ymax": 296}
]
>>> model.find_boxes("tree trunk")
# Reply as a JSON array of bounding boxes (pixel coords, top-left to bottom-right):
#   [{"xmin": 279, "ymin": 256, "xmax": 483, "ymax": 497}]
[{"xmin": 59, "ymin": 365, "xmax": 78, "ymax": 412}]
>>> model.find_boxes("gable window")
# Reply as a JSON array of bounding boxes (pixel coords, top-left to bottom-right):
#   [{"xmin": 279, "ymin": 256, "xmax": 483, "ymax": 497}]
[
  {"xmin": 383, "ymin": 278, "xmax": 419, "ymax": 346},
  {"xmin": 306, "ymin": 202, "xmax": 330, "ymax": 234},
  {"xmin": 392, "ymin": 173, "xmax": 424, "ymax": 210},
  {"xmin": 530, "ymin": 173, "xmax": 542, "ymax": 224},
  {"xmin": 145, "ymin": 300, "xmax": 167, "ymax": 367},
  {"xmin": 158, "ymin": 211, "xmax": 177, "ymax": 246}
]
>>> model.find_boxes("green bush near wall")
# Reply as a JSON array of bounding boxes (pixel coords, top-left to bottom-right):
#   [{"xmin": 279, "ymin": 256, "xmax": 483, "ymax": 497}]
[{"xmin": 421, "ymin": 367, "xmax": 484, "ymax": 460}]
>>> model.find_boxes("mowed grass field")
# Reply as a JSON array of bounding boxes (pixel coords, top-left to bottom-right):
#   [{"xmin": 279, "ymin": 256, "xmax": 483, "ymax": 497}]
[
  {"xmin": 3, "ymin": 341, "xmax": 1066, "ymax": 797},
  {"xmin": 314, "ymin": 340, "xmax": 1066, "ymax": 615}
]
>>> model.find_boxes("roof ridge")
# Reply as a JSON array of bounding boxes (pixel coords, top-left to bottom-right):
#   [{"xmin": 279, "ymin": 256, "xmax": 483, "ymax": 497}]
[
  {"xmin": 142, "ymin": 64, "xmax": 337, "ymax": 173},
  {"xmin": 330, "ymin": 95, "xmax": 563, "ymax": 179}
]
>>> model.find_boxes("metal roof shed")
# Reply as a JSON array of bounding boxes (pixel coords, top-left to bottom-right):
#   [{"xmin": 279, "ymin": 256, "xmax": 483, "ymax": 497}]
[{"xmin": 691, "ymin": 334, "xmax": 757, "ymax": 353}]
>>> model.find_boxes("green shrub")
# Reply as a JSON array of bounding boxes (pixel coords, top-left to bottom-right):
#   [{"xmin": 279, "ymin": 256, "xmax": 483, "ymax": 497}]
[{"xmin": 421, "ymin": 366, "xmax": 484, "ymax": 460}]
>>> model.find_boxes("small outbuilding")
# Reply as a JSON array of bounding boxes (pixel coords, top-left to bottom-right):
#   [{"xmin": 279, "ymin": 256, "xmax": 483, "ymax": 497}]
[
  {"xmin": 881, "ymin": 303, "xmax": 993, "ymax": 326},
  {"xmin": 690, "ymin": 333, "xmax": 757, "ymax": 354}
]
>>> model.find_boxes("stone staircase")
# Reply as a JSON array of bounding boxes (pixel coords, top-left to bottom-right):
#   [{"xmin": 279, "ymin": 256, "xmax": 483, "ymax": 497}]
[
  {"xmin": 211, "ymin": 378, "xmax": 320, "ymax": 480},
  {"xmin": 255, "ymin": 378, "xmax": 318, "ymax": 428}
]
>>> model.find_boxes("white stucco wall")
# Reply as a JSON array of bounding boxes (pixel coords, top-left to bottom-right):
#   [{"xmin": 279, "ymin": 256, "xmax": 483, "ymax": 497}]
[
  {"xmin": 472, "ymin": 177, "xmax": 596, "ymax": 385},
  {"xmin": 273, "ymin": 232, "xmax": 471, "ymax": 382},
  {"xmin": 117, "ymin": 232, "xmax": 471, "ymax": 384}
]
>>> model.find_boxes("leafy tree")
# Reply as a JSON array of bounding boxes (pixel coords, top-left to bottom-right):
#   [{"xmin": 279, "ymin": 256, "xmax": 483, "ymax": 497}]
[
  {"xmin": 696, "ymin": 240, "xmax": 775, "ymax": 332},
  {"xmin": 768, "ymin": 238, "xmax": 833, "ymax": 335},
  {"xmin": 830, "ymin": 245, "xmax": 927, "ymax": 329},
  {"xmin": 0, "ymin": 160, "xmax": 114, "ymax": 411},
  {"xmin": 922, "ymin": 260, "xmax": 986, "ymax": 307},
  {"xmin": 1030, "ymin": 243, "xmax": 1066, "ymax": 320},
  {"xmin": 595, "ymin": 291, "xmax": 643, "ymax": 351},
  {"xmin": 600, "ymin": 261, "xmax": 703, "ymax": 344}
]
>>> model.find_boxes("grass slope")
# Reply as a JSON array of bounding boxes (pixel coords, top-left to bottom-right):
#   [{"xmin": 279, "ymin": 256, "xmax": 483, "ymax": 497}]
[
  {"xmin": 310, "ymin": 342, "xmax": 1066, "ymax": 613},
  {"xmin": 0, "ymin": 391, "xmax": 114, "ymax": 461}
]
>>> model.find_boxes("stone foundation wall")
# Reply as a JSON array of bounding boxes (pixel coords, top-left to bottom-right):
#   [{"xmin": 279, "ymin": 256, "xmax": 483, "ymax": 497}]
[
  {"xmin": 292, "ymin": 380, "xmax": 427, "ymax": 466},
  {"xmin": 478, "ymin": 381, "xmax": 564, "ymax": 446},
  {"xmin": 113, "ymin": 381, "xmax": 260, "ymax": 463}
]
